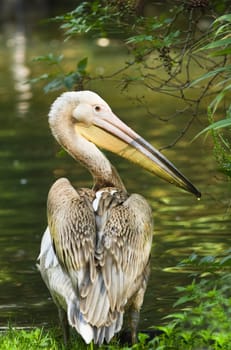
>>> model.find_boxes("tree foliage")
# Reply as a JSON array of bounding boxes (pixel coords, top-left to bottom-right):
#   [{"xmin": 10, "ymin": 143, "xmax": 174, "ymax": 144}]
[{"xmin": 192, "ymin": 13, "xmax": 231, "ymax": 176}]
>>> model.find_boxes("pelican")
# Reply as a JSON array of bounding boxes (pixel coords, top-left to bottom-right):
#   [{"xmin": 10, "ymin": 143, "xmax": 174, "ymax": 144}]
[{"xmin": 38, "ymin": 91, "xmax": 200, "ymax": 345}]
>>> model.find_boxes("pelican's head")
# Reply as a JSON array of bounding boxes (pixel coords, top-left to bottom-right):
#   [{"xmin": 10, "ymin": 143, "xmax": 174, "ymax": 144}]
[{"xmin": 49, "ymin": 90, "xmax": 201, "ymax": 198}]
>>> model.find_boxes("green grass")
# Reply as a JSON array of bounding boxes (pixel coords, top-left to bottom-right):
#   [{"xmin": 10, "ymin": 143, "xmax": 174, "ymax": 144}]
[
  {"xmin": 0, "ymin": 327, "xmax": 93, "ymax": 350},
  {"xmin": 1, "ymin": 325, "xmax": 231, "ymax": 350}
]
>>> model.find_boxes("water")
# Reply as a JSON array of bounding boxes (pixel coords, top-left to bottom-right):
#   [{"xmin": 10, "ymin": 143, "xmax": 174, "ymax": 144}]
[{"xmin": 0, "ymin": 24, "xmax": 230, "ymax": 332}]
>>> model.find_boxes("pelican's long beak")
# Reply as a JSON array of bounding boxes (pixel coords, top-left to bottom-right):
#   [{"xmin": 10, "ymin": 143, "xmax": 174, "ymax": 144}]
[{"xmin": 77, "ymin": 111, "xmax": 201, "ymax": 198}]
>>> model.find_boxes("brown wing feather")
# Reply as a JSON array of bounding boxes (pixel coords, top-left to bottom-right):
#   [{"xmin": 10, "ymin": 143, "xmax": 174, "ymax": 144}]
[
  {"xmin": 47, "ymin": 178, "xmax": 97, "ymax": 287},
  {"xmin": 101, "ymin": 193, "xmax": 153, "ymax": 309},
  {"xmin": 80, "ymin": 191, "xmax": 153, "ymax": 326},
  {"xmin": 47, "ymin": 179, "xmax": 153, "ymax": 329}
]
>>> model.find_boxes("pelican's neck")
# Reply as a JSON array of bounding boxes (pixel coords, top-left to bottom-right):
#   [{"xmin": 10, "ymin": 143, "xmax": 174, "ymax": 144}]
[
  {"xmin": 49, "ymin": 107, "xmax": 126, "ymax": 192},
  {"xmin": 71, "ymin": 134, "xmax": 126, "ymax": 191}
]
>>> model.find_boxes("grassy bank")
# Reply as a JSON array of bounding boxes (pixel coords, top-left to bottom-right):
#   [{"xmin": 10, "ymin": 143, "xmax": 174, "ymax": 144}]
[{"xmin": 1, "ymin": 324, "xmax": 231, "ymax": 350}]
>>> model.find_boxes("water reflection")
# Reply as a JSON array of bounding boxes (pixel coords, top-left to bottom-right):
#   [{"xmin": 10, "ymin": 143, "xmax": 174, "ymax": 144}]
[
  {"xmin": 0, "ymin": 29, "xmax": 230, "ymax": 332},
  {"xmin": 5, "ymin": 22, "xmax": 32, "ymax": 116},
  {"xmin": 9, "ymin": 29, "xmax": 32, "ymax": 116}
]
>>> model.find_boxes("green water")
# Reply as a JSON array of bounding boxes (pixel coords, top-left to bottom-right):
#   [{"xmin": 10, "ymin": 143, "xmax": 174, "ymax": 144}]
[{"xmin": 0, "ymin": 25, "xmax": 230, "ymax": 331}]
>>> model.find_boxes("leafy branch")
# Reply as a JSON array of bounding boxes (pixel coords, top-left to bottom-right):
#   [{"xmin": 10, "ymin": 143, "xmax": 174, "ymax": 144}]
[
  {"xmin": 31, "ymin": 54, "xmax": 89, "ymax": 92},
  {"xmin": 191, "ymin": 13, "xmax": 231, "ymax": 176}
]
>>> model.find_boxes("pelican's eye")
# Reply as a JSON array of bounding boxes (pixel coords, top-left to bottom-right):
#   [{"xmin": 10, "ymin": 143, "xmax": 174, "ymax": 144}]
[
  {"xmin": 94, "ymin": 105, "xmax": 101, "ymax": 112},
  {"xmin": 93, "ymin": 104, "xmax": 110, "ymax": 114}
]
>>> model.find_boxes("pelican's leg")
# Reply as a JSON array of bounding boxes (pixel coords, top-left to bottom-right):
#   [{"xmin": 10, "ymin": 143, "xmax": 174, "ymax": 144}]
[
  {"xmin": 129, "ymin": 309, "xmax": 140, "ymax": 344},
  {"xmin": 58, "ymin": 307, "xmax": 69, "ymax": 345},
  {"xmin": 129, "ymin": 261, "xmax": 150, "ymax": 344}
]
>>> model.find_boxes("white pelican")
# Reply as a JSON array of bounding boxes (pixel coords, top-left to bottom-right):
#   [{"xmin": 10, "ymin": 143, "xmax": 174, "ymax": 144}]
[{"xmin": 38, "ymin": 91, "xmax": 200, "ymax": 345}]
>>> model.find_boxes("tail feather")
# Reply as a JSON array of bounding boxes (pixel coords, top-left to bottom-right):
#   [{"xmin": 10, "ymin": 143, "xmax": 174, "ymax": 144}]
[
  {"xmin": 94, "ymin": 326, "xmax": 105, "ymax": 345},
  {"xmin": 93, "ymin": 312, "xmax": 123, "ymax": 345},
  {"xmin": 68, "ymin": 300, "xmax": 94, "ymax": 344},
  {"xmin": 68, "ymin": 299, "xmax": 123, "ymax": 345}
]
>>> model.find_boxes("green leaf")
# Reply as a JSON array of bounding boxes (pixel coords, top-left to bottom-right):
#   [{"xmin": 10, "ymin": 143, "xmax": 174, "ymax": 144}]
[
  {"xmin": 63, "ymin": 73, "xmax": 80, "ymax": 90},
  {"xmin": 200, "ymin": 37, "xmax": 231, "ymax": 51},
  {"xmin": 209, "ymin": 84, "xmax": 231, "ymax": 114},
  {"xmin": 209, "ymin": 47, "xmax": 231, "ymax": 56},
  {"xmin": 77, "ymin": 57, "xmax": 88, "ymax": 73},
  {"xmin": 29, "ymin": 74, "xmax": 49, "ymax": 84},
  {"xmin": 193, "ymin": 118, "xmax": 231, "ymax": 140},
  {"xmin": 150, "ymin": 22, "xmax": 164, "ymax": 30},
  {"xmin": 137, "ymin": 332, "xmax": 149, "ymax": 344},
  {"xmin": 214, "ymin": 14, "xmax": 231, "ymax": 24},
  {"xmin": 164, "ymin": 312, "xmax": 187, "ymax": 320},
  {"xmin": 56, "ymin": 148, "xmax": 67, "ymax": 158},
  {"xmin": 163, "ymin": 30, "xmax": 180, "ymax": 46},
  {"xmin": 220, "ymin": 254, "xmax": 231, "ymax": 266},
  {"xmin": 190, "ymin": 66, "xmax": 231, "ymax": 86},
  {"xmin": 199, "ymin": 256, "xmax": 216, "ymax": 265},
  {"xmin": 173, "ymin": 295, "xmax": 195, "ymax": 307},
  {"xmin": 126, "ymin": 34, "xmax": 154, "ymax": 44},
  {"xmin": 209, "ymin": 91, "xmax": 225, "ymax": 115},
  {"xmin": 32, "ymin": 53, "xmax": 63, "ymax": 65},
  {"xmin": 156, "ymin": 323, "xmax": 176, "ymax": 337},
  {"xmin": 44, "ymin": 77, "xmax": 64, "ymax": 93}
]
